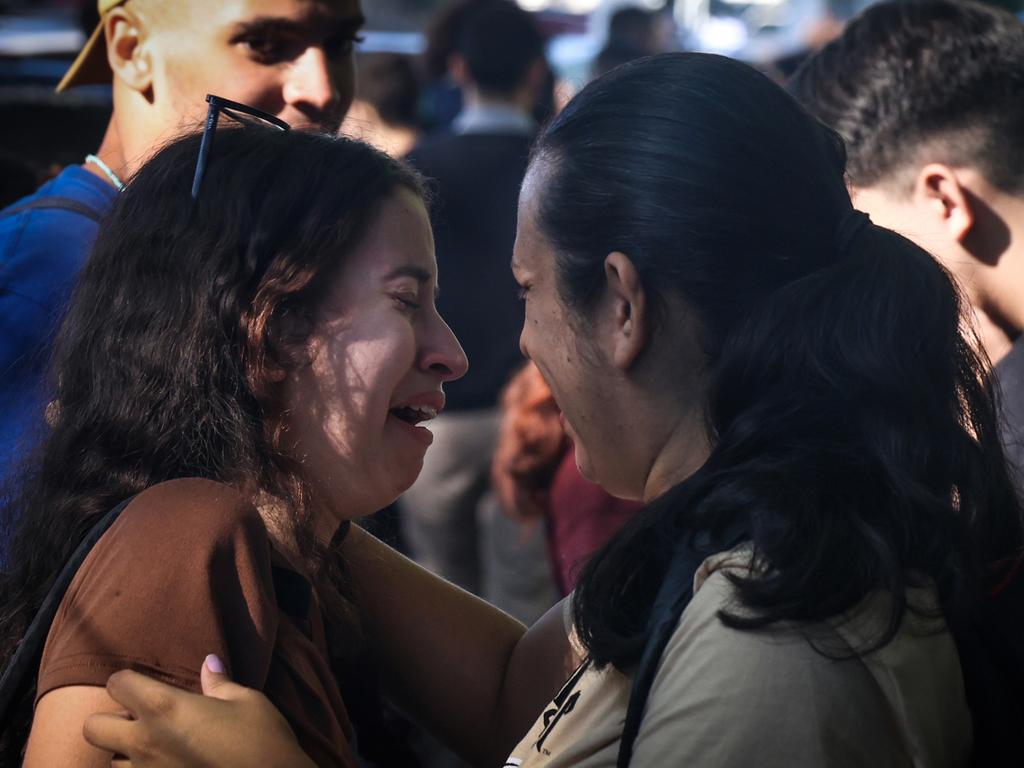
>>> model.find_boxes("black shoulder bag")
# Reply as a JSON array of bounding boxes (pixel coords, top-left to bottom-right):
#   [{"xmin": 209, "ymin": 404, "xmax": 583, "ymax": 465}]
[
  {"xmin": 616, "ymin": 525, "xmax": 747, "ymax": 768},
  {"xmin": 0, "ymin": 497, "xmax": 134, "ymax": 725}
]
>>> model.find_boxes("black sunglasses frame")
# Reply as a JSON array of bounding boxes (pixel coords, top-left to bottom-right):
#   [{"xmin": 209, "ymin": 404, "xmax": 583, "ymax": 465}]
[{"xmin": 190, "ymin": 94, "xmax": 291, "ymax": 200}]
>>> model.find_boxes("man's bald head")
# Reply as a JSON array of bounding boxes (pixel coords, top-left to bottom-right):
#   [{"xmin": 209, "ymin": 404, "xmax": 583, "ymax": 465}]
[{"xmin": 97, "ymin": 0, "xmax": 363, "ymax": 172}]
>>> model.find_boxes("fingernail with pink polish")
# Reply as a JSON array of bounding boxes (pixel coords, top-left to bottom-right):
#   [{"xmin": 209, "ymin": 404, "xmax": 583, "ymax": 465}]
[{"xmin": 205, "ymin": 654, "xmax": 226, "ymax": 674}]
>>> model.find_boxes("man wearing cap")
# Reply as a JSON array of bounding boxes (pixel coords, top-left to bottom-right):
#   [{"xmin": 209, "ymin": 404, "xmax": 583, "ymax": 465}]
[{"xmin": 0, "ymin": 0, "xmax": 364, "ymax": 481}]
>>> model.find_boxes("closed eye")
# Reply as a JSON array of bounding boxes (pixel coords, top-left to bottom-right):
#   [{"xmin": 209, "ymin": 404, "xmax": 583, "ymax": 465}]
[{"xmin": 393, "ymin": 294, "xmax": 421, "ymax": 311}]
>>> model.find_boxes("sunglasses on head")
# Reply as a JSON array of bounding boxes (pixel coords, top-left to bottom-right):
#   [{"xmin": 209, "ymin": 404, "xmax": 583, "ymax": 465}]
[{"xmin": 191, "ymin": 94, "xmax": 291, "ymax": 200}]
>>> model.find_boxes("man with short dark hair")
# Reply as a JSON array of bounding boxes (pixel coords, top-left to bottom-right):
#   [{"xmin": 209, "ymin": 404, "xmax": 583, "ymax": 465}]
[
  {"xmin": 791, "ymin": 0, "xmax": 1024, "ymax": 485},
  {"xmin": 401, "ymin": 0, "xmax": 555, "ymax": 615},
  {"xmin": 0, "ymin": 0, "xmax": 364, "ymax": 480}
]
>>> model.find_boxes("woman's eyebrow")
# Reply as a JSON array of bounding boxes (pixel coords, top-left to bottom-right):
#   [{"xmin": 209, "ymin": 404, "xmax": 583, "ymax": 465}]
[{"xmin": 384, "ymin": 265, "xmax": 430, "ymax": 282}]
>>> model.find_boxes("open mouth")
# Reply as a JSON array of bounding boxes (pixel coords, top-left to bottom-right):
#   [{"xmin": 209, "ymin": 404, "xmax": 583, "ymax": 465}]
[{"xmin": 389, "ymin": 405, "xmax": 439, "ymax": 426}]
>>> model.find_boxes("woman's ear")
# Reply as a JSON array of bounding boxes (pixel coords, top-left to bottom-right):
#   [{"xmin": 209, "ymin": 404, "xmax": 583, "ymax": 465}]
[{"xmin": 603, "ymin": 251, "xmax": 649, "ymax": 371}]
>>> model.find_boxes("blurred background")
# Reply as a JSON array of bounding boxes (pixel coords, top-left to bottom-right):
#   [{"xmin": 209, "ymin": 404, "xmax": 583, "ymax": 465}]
[
  {"xmin": 2, "ymin": 0, "xmax": 1016, "ymax": 209},
  {"xmin": 3, "ymin": 0, "xmax": 1022, "ymax": 193}
]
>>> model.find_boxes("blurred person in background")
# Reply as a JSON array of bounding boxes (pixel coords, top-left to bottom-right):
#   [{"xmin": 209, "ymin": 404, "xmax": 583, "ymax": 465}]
[
  {"xmin": 418, "ymin": 0, "xmax": 490, "ymax": 133},
  {"xmin": 418, "ymin": 0, "xmax": 556, "ymax": 135},
  {"xmin": 791, "ymin": 0, "xmax": 1024, "ymax": 491},
  {"xmin": 593, "ymin": 5, "xmax": 676, "ymax": 79},
  {"xmin": 341, "ymin": 52, "xmax": 421, "ymax": 158},
  {"xmin": 606, "ymin": 5, "xmax": 660, "ymax": 51},
  {"xmin": 492, "ymin": 363, "xmax": 642, "ymax": 595},
  {"xmin": 0, "ymin": 0, "xmax": 364, "ymax": 494},
  {"xmin": 400, "ymin": 0, "xmax": 553, "ymax": 610}
]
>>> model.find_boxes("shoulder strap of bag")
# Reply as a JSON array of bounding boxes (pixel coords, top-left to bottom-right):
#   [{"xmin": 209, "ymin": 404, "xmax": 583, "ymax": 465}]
[
  {"xmin": 0, "ymin": 195, "xmax": 103, "ymax": 224},
  {"xmin": 616, "ymin": 525, "xmax": 747, "ymax": 768},
  {"xmin": 0, "ymin": 496, "xmax": 135, "ymax": 724}
]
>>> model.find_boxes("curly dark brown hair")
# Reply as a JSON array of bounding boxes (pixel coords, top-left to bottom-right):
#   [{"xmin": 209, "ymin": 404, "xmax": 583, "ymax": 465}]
[{"xmin": 0, "ymin": 125, "xmax": 422, "ymax": 759}]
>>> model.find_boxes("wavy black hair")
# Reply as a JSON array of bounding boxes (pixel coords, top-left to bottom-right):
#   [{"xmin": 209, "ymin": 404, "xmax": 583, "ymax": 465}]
[
  {"xmin": 0, "ymin": 126, "xmax": 422, "ymax": 759},
  {"xmin": 789, "ymin": 0, "xmax": 1024, "ymax": 194},
  {"xmin": 526, "ymin": 53, "xmax": 1023, "ymax": 671}
]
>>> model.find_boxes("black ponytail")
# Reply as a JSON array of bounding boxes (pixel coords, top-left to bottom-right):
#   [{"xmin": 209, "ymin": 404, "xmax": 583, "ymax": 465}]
[{"xmin": 529, "ymin": 53, "xmax": 1023, "ymax": 670}]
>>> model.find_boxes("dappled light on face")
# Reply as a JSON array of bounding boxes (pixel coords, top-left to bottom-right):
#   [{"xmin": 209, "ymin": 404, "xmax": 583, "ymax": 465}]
[{"xmin": 276, "ymin": 190, "xmax": 445, "ymax": 527}]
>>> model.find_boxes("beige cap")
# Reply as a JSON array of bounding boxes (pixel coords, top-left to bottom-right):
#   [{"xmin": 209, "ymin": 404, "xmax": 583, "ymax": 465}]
[{"xmin": 56, "ymin": 0, "xmax": 128, "ymax": 93}]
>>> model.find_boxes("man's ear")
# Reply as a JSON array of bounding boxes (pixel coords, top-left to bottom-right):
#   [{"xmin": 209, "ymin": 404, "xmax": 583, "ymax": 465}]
[
  {"xmin": 912, "ymin": 163, "xmax": 975, "ymax": 244},
  {"xmin": 603, "ymin": 251, "xmax": 649, "ymax": 371},
  {"xmin": 105, "ymin": 5, "xmax": 153, "ymax": 94}
]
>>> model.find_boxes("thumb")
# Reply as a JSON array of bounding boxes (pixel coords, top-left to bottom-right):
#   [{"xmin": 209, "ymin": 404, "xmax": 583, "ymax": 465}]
[{"xmin": 200, "ymin": 654, "xmax": 242, "ymax": 699}]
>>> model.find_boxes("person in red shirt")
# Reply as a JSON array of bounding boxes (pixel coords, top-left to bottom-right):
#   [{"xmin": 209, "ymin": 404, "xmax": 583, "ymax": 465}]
[{"xmin": 492, "ymin": 362, "xmax": 642, "ymax": 594}]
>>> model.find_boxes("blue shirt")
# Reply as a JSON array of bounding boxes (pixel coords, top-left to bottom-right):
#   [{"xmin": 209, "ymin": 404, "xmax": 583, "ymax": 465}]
[{"xmin": 0, "ymin": 165, "xmax": 117, "ymax": 482}]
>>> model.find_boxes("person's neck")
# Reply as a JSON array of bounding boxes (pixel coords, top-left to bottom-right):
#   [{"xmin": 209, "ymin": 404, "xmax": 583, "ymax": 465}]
[
  {"xmin": 640, "ymin": 407, "xmax": 712, "ymax": 503},
  {"xmin": 968, "ymin": 192, "xmax": 1024, "ymax": 365},
  {"xmin": 254, "ymin": 492, "xmax": 312, "ymax": 576},
  {"xmin": 462, "ymin": 87, "xmax": 533, "ymax": 117},
  {"xmin": 83, "ymin": 118, "xmax": 130, "ymax": 188}
]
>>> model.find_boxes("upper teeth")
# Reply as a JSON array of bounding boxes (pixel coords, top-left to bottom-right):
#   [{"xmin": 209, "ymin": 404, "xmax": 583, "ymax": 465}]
[{"xmin": 406, "ymin": 406, "xmax": 437, "ymax": 420}]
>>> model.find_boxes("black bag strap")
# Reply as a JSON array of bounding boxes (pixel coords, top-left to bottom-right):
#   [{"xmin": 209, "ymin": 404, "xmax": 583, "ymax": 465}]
[
  {"xmin": 0, "ymin": 496, "xmax": 135, "ymax": 724},
  {"xmin": 616, "ymin": 525, "xmax": 748, "ymax": 767},
  {"xmin": 0, "ymin": 195, "xmax": 103, "ymax": 224}
]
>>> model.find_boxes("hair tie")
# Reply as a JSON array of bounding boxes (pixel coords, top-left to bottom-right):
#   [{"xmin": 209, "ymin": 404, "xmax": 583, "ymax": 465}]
[{"xmin": 835, "ymin": 209, "xmax": 872, "ymax": 257}]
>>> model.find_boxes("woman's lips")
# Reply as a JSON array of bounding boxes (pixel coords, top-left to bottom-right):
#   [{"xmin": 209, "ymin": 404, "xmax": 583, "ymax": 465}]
[{"xmin": 388, "ymin": 412, "xmax": 435, "ymax": 446}]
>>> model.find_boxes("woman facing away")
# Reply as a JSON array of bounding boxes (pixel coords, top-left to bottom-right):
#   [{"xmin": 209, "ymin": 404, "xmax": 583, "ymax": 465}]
[
  {"xmin": 72, "ymin": 53, "xmax": 1024, "ymax": 766},
  {"xmin": 0, "ymin": 125, "xmax": 476, "ymax": 766}
]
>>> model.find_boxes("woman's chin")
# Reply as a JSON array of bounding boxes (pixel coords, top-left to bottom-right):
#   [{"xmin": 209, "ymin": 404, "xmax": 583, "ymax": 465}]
[
  {"xmin": 574, "ymin": 450, "xmax": 599, "ymax": 484},
  {"xmin": 385, "ymin": 456, "xmax": 427, "ymax": 502}
]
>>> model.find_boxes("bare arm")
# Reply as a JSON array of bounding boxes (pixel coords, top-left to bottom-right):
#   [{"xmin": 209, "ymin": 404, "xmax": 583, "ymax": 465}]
[
  {"xmin": 24, "ymin": 686, "xmax": 122, "ymax": 767},
  {"xmin": 82, "ymin": 528, "xmax": 580, "ymax": 768},
  {"xmin": 342, "ymin": 525, "xmax": 580, "ymax": 766}
]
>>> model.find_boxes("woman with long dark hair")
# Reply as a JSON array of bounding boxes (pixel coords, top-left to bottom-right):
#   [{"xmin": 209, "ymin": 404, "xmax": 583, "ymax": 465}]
[
  {"xmin": 0, "ymin": 125, "xmax": 469, "ymax": 766},
  {"xmin": 80, "ymin": 53, "xmax": 1023, "ymax": 766}
]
